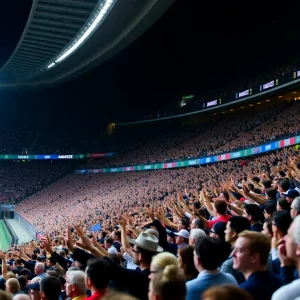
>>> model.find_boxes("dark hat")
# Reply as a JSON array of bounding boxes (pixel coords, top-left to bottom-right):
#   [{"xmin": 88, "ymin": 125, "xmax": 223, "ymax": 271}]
[
  {"xmin": 211, "ymin": 222, "xmax": 227, "ymax": 240},
  {"xmin": 27, "ymin": 282, "xmax": 40, "ymax": 290},
  {"xmin": 283, "ymin": 189, "xmax": 300, "ymax": 199}
]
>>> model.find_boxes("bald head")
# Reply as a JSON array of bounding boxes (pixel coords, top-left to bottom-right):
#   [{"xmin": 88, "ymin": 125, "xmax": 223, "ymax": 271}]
[{"xmin": 13, "ymin": 295, "xmax": 31, "ymax": 300}]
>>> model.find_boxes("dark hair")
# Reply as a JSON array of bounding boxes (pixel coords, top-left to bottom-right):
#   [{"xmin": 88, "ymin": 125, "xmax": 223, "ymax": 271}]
[
  {"xmin": 40, "ymin": 276, "xmax": 61, "ymax": 300},
  {"xmin": 253, "ymin": 188, "xmax": 262, "ymax": 194},
  {"xmin": 113, "ymin": 230, "xmax": 121, "ymax": 240},
  {"xmin": 264, "ymin": 218, "xmax": 273, "ymax": 237},
  {"xmin": 101, "ymin": 231, "xmax": 107, "ymax": 239},
  {"xmin": 252, "ymin": 177, "xmax": 260, "ymax": 183},
  {"xmin": 192, "ymin": 218, "xmax": 204, "ymax": 229},
  {"xmin": 180, "ymin": 218, "xmax": 189, "ymax": 229},
  {"xmin": 228, "ymin": 216, "xmax": 250, "ymax": 234},
  {"xmin": 31, "ymin": 254, "xmax": 37, "ymax": 260},
  {"xmin": 17, "ymin": 275, "xmax": 27, "ymax": 288},
  {"xmin": 136, "ymin": 246, "xmax": 156, "ymax": 265},
  {"xmin": 273, "ymin": 211, "xmax": 292, "ymax": 235},
  {"xmin": 277, "ymin": 197, "xmax": 291, "ymax": 211},
  {"xmin": 214, "ymin": 200, "xmax": 227, "ymax": 215},
  {"xmin": 194, "ymin": 236, "xmax": 222, "ymax": 270},
  {"xmin": 248, "ymin": 183, "xmax": 254, "ymax": 191},
  {"xmin": 222, "ymin": 191, "xmax": 229, "ymax": 202},
  {"xmin": 178, "ymin": 245, "xmax": 198, "ymax": 280},
  {"xmin": 244, "ymin": 204, "xmax": 261, "ymax": 222},
  {"xmin": 265, "ymin": 203, "xmax": 277, "ymax": 216},
  {"xmin": 19, "ymin": 269, "xmax": 30, "ymax": 277},
  {"xmin": 265, "ymin": 188, "xmax": 277, "ymax": 199},
  {"xmin": 86, "ymin": 258, "xmax": 113, "ymax": 290},
  {"xmin": 262, "ymin": 180, "xmax": 272, "ymax": 189},
  {"xmin": 105, "ymin": 237, "xmax": 114, "ymax": 245},
  {"xmin": 279, "ymin": 179, "xmax": 289, "ymax": 192}
]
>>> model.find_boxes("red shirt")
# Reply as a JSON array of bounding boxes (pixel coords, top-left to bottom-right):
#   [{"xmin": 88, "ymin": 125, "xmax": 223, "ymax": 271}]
[
  {"xmin": 207, "ymin": 214, "xmax": 232, "ymax": 229},
  {"xmin": 84, "ymin": 291, "xmax": 106, "ymax": 300}
]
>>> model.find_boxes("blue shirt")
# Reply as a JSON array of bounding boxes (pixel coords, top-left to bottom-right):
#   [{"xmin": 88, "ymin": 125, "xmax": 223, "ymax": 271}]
[
  {"xmin": 240, "ymin": 271, "xmax": 283, "ymax": 300},
  {"xmin": 186, "ymin": 270, "xmax": 237, "ymax": 300}
]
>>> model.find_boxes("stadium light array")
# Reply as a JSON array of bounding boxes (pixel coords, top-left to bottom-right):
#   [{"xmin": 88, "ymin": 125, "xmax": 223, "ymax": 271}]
[{"xmin": 46, "ymin": 0, "xmax": 116, "ymax": 70}]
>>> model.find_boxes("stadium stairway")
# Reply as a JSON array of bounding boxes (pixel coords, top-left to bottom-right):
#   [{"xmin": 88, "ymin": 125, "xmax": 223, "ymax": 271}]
[
  {"xmin": 0, "ymin": 221, "xmax": 11, "ymax": 251},
  {"xmin": 6, "ymin": 219, "xmax": 32, "ymax": 244}
]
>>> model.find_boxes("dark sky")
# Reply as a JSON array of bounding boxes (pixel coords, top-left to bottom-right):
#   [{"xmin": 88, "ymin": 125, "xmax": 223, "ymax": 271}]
[{"xmin": 0, "ymin": 0, "xmax": 299, "ymax": 126}]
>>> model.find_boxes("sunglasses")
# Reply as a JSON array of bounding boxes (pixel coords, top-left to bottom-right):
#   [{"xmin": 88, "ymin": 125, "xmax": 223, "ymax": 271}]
[{"xmin": 132, "ymin": 248, "xmax": 140, "ymax": 254}]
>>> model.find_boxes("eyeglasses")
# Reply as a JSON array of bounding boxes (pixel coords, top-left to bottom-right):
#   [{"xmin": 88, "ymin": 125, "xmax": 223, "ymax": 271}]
[
  {"xmin": 132, "ymin": 248, "xmax": 140, "ymax": 254},
  {"xmin": 150, "ymin": 270, "xmax": 159, "ymax": 274}
]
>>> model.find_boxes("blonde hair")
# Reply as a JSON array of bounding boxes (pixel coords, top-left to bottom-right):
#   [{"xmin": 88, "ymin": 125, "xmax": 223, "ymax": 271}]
[
  {"xmin": 6, "ymin": 278, "xmax": 20, "ymax": 294},
  {"xmin": 151, "ymin": 252, "xmax": 178, "ymax": 271},
  {"xmin": 6, "ymin": 272, "xmax": 17, "ymax": 279},
  {"xmin": 0, "ymin": 290, "xmax": 12, "ymax": 300},
  {"xmin": 151, "ymin": 265, "xmax": 186, "ymax": 300},
  {"xmin": 238, "ymin": 230, "xmax": 271, "ymax": 265}
]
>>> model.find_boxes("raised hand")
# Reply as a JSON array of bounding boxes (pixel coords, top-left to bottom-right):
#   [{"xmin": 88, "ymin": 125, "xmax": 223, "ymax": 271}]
[
  {"xmin": 65, "ymin": 225, "xmax": 75, "ymax": 252},
  {"xmin": 74, "ymin": 225, "xmax": 94, "ymax": 251}
]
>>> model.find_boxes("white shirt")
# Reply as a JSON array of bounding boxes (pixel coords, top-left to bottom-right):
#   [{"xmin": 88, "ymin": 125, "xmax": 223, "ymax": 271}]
[
  {"xmin": 123, "ymin": 252, "xmax": 139, "ymax": 270},
  {"xmin": 107, "ymin": 245, "xmax": 118, "ymax": 254}
]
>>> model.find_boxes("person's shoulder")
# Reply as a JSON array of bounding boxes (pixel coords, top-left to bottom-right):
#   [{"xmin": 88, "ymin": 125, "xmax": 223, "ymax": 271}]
[
  {"xmin": 220, "ymin": 271, "xmax": 238, "ymax": 284},
  {"xmin": 186, "ymin": 276, "xmax": 201, "ymax": 289},
  {"xmin": 272, "ymin": 278, "xmax": 300, "ymax": 300}
]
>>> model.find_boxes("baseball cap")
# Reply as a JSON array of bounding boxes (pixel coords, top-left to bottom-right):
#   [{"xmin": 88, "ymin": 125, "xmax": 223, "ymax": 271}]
[
  {"xmin": 210, "ymin": 222, "xmax": 227, "ymax": 240},
  {"xmin": 174, "ymin": 229, "xmax": 189, "ymax": 239},
  {"xmin": 283, "ymin": 189, "xmax": 300, "ymax": 199}
]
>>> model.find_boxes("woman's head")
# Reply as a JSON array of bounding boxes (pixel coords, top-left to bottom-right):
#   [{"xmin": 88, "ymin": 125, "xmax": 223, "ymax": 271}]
[
  {"xmin": 178, "ymin": 245, "xmax": 198, "ymax": 280},
  {"xmin": 148, "ymin": 265, "xmax": 186, "ymax": 300},
  {"xmin": 150, "ymin": 252, "xmax": 178, "ymax": 280}
]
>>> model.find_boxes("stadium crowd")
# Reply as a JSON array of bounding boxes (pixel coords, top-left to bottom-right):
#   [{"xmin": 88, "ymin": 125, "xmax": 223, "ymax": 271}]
[
  {"xmin": 89, "ymin": 100, "xmax": 300, "ymax": 168},
  {"xmin": 0, "ymin": 143, "xmax": 299, "ymax": 300}
]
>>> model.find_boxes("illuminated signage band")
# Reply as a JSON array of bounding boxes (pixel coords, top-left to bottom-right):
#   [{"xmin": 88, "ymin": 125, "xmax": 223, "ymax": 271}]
[
  {"xmin": 206, "ymin": 99, "xmax": 218, "ymax": 107},
  {"xmin": 238, "ymin": 89, "xmax": 252, "ymax": 98},
  {"xmin": 260, "ymin": 79, "xmax": 278, "ymax": 91}
]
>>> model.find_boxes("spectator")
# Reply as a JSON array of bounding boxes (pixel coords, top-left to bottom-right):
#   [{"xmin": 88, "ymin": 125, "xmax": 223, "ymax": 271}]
[
  {"xmin": 232, "ymin": 231, "xmax": 283, "ymax": 300},
  {"xmin": 186, "ymin": 236, "xmax": 237, "ymax": 300}
]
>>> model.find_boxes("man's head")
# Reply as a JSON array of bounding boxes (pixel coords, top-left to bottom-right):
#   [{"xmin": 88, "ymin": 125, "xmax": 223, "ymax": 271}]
[
  {"xmin": 5, "ymin": 278, "xmax": 20, "ymax": 294},
  {"xmin": 243, "ymin": 204, "xmax": 261, "ymax": 224},
  {"xmin": 232, "ymin": 231, "xmax": 270, "ymax": 275},
  {"xmin": 65, "ymin": 270, "xmax": 86, "ymax": 299},
  {"xmin": 193, "ymin": 236, "xmax": 222, "ymax": 272},
  {"xmin": 174, "ymin": 230, "xmax": 189, "ymax": 246},
  {"xmin": 178, "ymin": 218, "xmax": 189, "ymax": 231},
  {"xmin": 213, "ymin": 200, "xmax": 227, "ymax": 216},
  {"xmin": 284, "ymin": 214, "xmax": 300, "ymax": 263},
  {"xmin": 190, "ymin": 218, "xmax": 204, "ymax": 230},
  {"xmin": 104, "ymin": 237, "xmax": 114, "ymax": 249},
  {"xmin": 225, "ymin": 216, "xmax": 251, "ymax": 246},
  {"xmin": 283, "ymin": 189, "xmax": 300, "ymax": 203},
  {"xmin": 210, "ymin": 222, "xmax": 227, "ymax": 240},
  {"xmin": 85, "ymin": 258, "xmax": 113, "ymax": 292},
  {"xmin": 265, "ymin": 188, "xmax": 277, "ymax": 200},
  {"xmin": 189, "ymin": 228, "xmax": 206, "ymax": 246},
  {"xmin": 272, "ymin": 210, "xmax": 292, "ymax": 239},
  {"xmin": 278, "ymin": 179, "xmax": 289, "ymax": 194},
  {"xmin": 291, "ymin": 197, "xmax": 300, "ymax": 219},
  {"xmin": 40, "ymin": 276, "xmax": 61, "ymax": 300},
  {"xmin": 34, "ymin": 263, "xmax": 45, "ymax": 276},
  {"xmin": 112, "ymin": 230, "xmax": 121, "ymax": 242}
]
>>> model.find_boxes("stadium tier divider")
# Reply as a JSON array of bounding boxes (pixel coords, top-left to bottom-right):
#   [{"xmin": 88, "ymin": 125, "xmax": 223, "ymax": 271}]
[
  {"xmin": 77, "ymin": 133, "xmax": 300, "ymax": 174},
  {"xmin": 3, "ymin": 217, "xmax": 19, "ymax": 245},
  {"xmin": 14, "ymin": 212, "xmax": 38, "ymax": 240}
]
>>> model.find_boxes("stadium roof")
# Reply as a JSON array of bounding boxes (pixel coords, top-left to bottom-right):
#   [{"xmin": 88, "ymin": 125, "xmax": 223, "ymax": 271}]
[{"xmin": 0, "ymin": 0, "xmax": 174, "ymax": 88}]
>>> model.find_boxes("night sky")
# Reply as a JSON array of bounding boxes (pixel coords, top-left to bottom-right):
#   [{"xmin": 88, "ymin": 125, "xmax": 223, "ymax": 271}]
[{"xmin": 0, "ymin": 0, "xmax": 299, "ymax": 126}]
